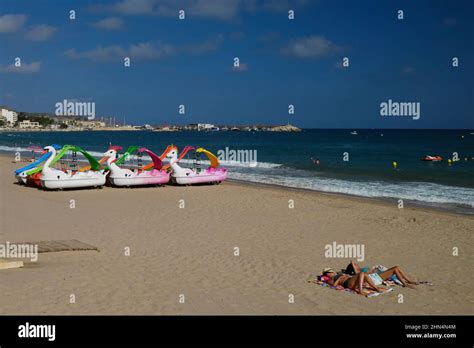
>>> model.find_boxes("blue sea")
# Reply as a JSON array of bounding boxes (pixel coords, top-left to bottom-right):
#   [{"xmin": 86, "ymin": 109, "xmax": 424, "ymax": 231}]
[{"xmin": 1, "ymin": 129, "xmax": 473, "ymax": 213}]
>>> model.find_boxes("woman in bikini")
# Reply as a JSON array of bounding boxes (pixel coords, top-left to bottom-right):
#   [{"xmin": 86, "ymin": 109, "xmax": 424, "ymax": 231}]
[
  {"xmin": 321, "ymin": 268, "xmax": 384, "ymax": 296},
  {"xmin": 345, "ymin": 260, "xmax": 419, "ymax": 288}
]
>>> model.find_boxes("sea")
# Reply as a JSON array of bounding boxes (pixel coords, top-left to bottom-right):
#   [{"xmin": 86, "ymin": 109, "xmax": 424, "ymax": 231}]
[{"xmin": 1, "ymin": 129, "xmax": 473, "ymax": 214}]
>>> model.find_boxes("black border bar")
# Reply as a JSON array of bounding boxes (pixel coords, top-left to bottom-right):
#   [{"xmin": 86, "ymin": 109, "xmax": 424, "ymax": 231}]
[{"xmin": 0, "ymin": 315, "xmax": 472, "ymax": 346}]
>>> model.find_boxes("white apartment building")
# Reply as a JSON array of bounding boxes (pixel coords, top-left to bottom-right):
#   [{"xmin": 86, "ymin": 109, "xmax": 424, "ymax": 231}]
[
  {"xmin": 19, "ymin": 120, "xmax": 41, "ymax": 129},
  {"xmin": 1, "ymin": 108, "xmax": 18, "ymax": 125}
]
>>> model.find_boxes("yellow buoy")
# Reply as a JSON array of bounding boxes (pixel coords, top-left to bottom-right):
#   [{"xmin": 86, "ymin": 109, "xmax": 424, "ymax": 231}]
[
  {"xmin": 392, "ymin": 161, "xmax": 397, "ymax": 169},
  {"xmin": 448, "ymin": 159, "xmax": 452, "ymax": 166}
]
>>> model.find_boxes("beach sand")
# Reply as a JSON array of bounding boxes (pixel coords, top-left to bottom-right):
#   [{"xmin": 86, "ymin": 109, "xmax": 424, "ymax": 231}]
[{"xmin": 1, "ymin": 155, "xmax": 473, "ymax": 315}]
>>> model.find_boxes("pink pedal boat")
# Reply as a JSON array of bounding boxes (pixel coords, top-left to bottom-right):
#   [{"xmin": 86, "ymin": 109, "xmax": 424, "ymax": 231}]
[{"xmin": 104, "ymin": 146, "xmax": 170, "ymax": 187}]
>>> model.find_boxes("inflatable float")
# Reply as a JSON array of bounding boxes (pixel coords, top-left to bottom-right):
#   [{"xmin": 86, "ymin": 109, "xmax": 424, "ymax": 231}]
[
  {"xmin": 104, "ymin": 146, "xmax": 170, "ymax": 187},
  {"xmin": 421, "ymin": 155, "xmax": 442, "ymax": 162},
  {"xmin": 40, "ymin": 145, "xmax": 108, "ymax": 190},
  {"xmin": 165, "ymin": 145, "xmax": 227, "ymax": 185}
]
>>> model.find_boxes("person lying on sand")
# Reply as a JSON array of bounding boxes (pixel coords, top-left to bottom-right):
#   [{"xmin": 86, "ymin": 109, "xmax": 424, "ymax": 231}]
[
  {"xmin": 321, "ymin": 268, "xmax": 385, "ymax": 296},
  {"xmin": 344, "ymin": 260, "xmax": 419, "ymax": 288}
]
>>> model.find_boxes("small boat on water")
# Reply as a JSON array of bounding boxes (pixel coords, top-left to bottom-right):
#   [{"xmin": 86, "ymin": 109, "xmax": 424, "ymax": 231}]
[
  {"xmin": 350, "ymin": 131, "xmax": 358, "ymax": 135},
  {"xmin": 421, "ymin": 155, "xmax": 443, "ymax": 162}
]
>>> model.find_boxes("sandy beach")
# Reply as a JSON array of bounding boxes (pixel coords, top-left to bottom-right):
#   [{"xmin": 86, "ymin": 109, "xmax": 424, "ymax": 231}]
[{"xmin": 1, "ymin": 154, "xmax": 473, "ymax": 315}]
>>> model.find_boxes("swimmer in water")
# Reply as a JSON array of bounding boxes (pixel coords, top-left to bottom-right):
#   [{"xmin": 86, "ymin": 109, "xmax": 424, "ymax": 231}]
[{"xmin": 310, "ymin": 157, "xmax": 320, "ymax": 165}]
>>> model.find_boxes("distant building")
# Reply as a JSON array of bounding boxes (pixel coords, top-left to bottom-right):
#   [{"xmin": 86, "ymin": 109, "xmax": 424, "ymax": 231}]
[
  {"xmin": 50, "ymin": 115, "xmax": 77, "ymax": 125},
  {"xmin": 197, "ymin": 123, "xmax": 215, "ymax": 131},
  {"xmin": 19, "ymin": 120, "xmax": 41, "ymax": 129},
  {"xmin": 186, "ymin": 124, "xmax": 199, "ymax": 131},
  {"xmin": 153, "ymin": 125, "xmax": 179, "ymax": 132},
  {"xmin": 76, "ymin": 120, "xmax": 106, "ymax": 128},
  {"xmin": 1, "ymin": 108, "xmax": 18, "ymax": 125}
]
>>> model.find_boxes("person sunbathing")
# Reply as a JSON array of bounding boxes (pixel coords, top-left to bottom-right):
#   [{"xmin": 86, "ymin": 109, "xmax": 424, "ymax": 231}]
[
  {"xmin": 345, "ymin": 260, "xmax": 419, "ymax": 288},
  {"xmin": 321, "ymin": 268, "xmax": 384, "ymax": 296}
]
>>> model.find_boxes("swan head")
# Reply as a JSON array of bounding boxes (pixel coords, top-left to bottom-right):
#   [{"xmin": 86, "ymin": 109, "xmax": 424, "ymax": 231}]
[
  {"xmin": 165, "ymin": 147, "xmax": 178, "ymax": 160},
  {"xmin": 104, "ymin": 149, "xmax": 117, "ymax": 159},
  {"xmin": 104, "ymin": 146, "xmax": 122, "ymax": 161},
  {"xmin": 41, "ymin": 145, "xmax": 55, "ymax": 155}
]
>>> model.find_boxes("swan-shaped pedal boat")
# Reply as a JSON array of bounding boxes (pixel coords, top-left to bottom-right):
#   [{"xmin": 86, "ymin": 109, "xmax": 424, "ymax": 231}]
[
  {"xmin": 22, "ymin": 144, "xmax": 109, "ymax": 188},
  {"xmin": 15, "ymin": 144, "xmax": 62, "ymax": 184},
  {"xmin": 165, "ymin": 145, "xmax": 227, "ymax": 185},
  {"xmin": 104, "ymin": 146, "xmax": 170, "ymax": 187},
  {"xmin": 40, "ymin": 145, "xmax": 107, "ymax": 190}
]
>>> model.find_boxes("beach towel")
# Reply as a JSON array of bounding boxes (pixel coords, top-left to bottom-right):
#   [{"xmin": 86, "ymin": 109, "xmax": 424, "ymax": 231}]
[{"xmin": 308, "ymin": 278, "xmax": 394, "ymax": 298}]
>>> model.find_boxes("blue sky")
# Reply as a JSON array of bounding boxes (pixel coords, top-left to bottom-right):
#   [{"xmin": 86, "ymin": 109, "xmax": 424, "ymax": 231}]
[{"xmin": 0, "ymin": 0, "xmax": 472, "ymax": 128}]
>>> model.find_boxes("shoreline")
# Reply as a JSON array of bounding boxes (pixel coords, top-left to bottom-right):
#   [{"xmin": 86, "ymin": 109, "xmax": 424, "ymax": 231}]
[
  {"xmin": 1, "ymin": 151, "xmax": 472, "ymax": 216},
  {"xmin": 1, "ymin": 128, "xmax": 473, "ymax": 131},
  {"xmin": 0, "ymin": 128, "xmax": 141, "ymax": 132},
  {"xmin": 226, "ymin": 179, "xmax": 474, "ymax": 217}
]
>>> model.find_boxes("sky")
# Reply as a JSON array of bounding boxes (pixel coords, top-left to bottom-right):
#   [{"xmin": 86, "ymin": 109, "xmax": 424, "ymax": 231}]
[{"xmin": 0, "ymin": 0, "xmax": 473, "ymax": 129}]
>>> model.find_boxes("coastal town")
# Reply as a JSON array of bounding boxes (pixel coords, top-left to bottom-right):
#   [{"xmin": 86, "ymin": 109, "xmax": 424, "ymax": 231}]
[{"xmin": 0, "ymin": 106, "xmax": 301, "ymax": 133}]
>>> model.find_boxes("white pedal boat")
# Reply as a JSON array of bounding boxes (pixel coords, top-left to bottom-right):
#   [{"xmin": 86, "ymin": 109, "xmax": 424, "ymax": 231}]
[
  {"xmin": 14, "ymin": 144, "xmax": 62, "ymax": 184},
  {"xmin": 165, "ymin": 146, "xmax": 227, "ymax": 185},
  {"xmin": 40, "ymin": 146, "xmax": 107, "ymax": 190},
  {"xmin": 104, "ymin": 146, "xmax": 170, "ymax": 187}
]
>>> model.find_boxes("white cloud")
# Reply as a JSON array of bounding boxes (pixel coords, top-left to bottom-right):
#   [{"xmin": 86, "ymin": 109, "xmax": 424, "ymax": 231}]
[
  {"xmin": 0, "ymin": 61, "xmax": 41, "ymax": 73},
  {"xmin": 25, "ymin": 25, "xmax": 57, "ymax": 41},
  {"xmin": 243, "ymin": 0, "xmax": 310, "ymax": 12},
  {"xmin": 65, "ymin": 42, "xmax": 175, "ymax": 62},
  {"xmin": 0, "ymin": 14, "xmax": 27, "ymax": 33},
  {"xmin": 282, "ymin": 36, "xmax": 341, "ymax": 58},
  {"xmin": 104, "ymin": 0, "xmax": 240, "ymax": 19},
  {"xmin": 65, "ymin": 45, "xmax": 126, "ymax": 61},
  {"xmin": 128, "ymin": 42, "xmax": 175, "ymax": 60},
  {"xmin": 65, "ymin": 36, "xmax": 223, "ymax": 62},
  {"xmin": 93, "ymin": 0, "xmax": 310, "ymax": 20},
  {"xmin": 94, "ymin": 17, "xmax": 124, "ymax": 30}
]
